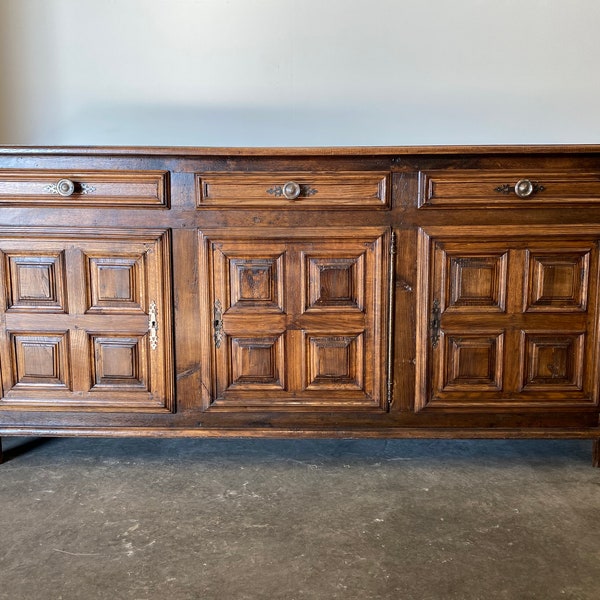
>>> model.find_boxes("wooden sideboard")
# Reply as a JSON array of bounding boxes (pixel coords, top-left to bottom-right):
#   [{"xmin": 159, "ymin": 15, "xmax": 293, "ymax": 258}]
[{"xmin": 1, "ymin": 145, "xmax": 600, "ymax": 465}]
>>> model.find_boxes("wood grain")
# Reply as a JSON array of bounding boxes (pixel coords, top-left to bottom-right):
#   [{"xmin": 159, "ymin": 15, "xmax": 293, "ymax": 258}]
[{"xmin": 0, "ymin": 145, "xmax": 598, "ymax": 465}]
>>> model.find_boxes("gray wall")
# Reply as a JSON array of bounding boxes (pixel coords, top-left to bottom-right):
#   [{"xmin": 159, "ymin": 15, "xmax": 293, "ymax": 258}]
[{"xmin": 1, "ymin": 0, "xmax": 599, "ymax": 146}]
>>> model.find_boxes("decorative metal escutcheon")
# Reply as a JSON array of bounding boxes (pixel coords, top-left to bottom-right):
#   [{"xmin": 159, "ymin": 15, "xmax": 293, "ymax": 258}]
[
  {"xmin": 148, "ymin": 300, "xmax": 159, "ymax": 350},
  {"xmin": 494, "ymin": 179, "xmax": 545, "ymax": 198},
  {"xmin": 430, "ymin": 299, "xmax": 441, "ymax": 348},
  {"xmin": 267, "ymin": 182, "xmax": 318, "ymax": 200},
  {"xmin": 43, "ymin": 179, "xmax": 96, "ymax": 196},
  {"xmin": 214, "ymin": 299, "xmax": 224, "ymax": 348}
]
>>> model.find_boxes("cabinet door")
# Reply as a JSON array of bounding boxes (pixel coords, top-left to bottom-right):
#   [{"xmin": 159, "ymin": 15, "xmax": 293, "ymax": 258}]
[
  {"xmin": 416, "ymin": 226, "xmax": 600, "ymax": 411},
  {"xmin": 0, "ymin": 228, "xmax": 173, "ymax": 412},
  {"xmin": 199, "ymin": 227, "xmax": 390, "ymax": 411}
]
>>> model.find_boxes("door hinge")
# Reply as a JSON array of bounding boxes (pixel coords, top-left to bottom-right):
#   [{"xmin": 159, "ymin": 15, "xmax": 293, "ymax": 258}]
[
  {"xmin": 214, "ymin": 299, "xmax": 224, "ymax": 349},
  {"xmin": 386, "ymin": 231, "xmax": 396, "ymax": 409},
  {"xmin": 149, "ymin": 300, "xmax": 158, "ymax": 350}
]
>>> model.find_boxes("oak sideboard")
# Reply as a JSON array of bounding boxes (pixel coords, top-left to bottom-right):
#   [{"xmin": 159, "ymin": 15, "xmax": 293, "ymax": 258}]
[{"xmin": 1, "ymin": 145, "xmax": 599, "ymax": 465}]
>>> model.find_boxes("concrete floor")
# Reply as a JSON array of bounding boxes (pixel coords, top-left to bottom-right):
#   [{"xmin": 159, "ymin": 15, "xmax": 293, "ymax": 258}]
[{"xmin": 0, "ymin": 437, "xmax": 599, "ymax": 600}]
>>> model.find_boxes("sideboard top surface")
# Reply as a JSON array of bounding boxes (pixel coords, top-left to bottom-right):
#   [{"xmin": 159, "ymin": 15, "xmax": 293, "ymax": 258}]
[{"xmin": 1, "ymin": 145, "xmax": 600, "ymax": 157}]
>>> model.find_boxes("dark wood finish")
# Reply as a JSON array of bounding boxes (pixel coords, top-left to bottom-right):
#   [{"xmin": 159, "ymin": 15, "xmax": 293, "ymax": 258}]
[
  {"xmin": 0, "ymin": 170, "xmax": 168, "ymax": 207},
  {"xmin": 0, "ymin": 145, "xmax": 599, "ymax": 465},
  {"xmin": 416, "ymin": 226, "xmax": 600, "ymax": 411},
  {"xmin": 197, "ymin": 172, "xmax": 389, "ymax": 209},
  {"xmin": 198, "ymin": 227, "xmax": 389, "ymax": 411},
  {"xmin": 0, "ymin": 228, "xmax": 173, "ymax": 412},
  {"xmin": 419, "ymin": 169, "xmax": 600, "ymax": 209}
]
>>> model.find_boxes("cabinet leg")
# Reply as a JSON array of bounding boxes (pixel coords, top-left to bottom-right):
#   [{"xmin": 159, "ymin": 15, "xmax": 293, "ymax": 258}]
[
  {"xmin": 593, "ymin": 439, "xmax": 600, "ymax": 468},
  {"xmin": 0, "ymin": 437, "xmax": 3, "ymax": 464}
]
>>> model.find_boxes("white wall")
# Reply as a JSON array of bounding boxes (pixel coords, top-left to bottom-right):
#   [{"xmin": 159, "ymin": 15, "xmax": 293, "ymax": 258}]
[{"xmin": 1, "ymin": 0, "xmax": 599, "ymax": 146}]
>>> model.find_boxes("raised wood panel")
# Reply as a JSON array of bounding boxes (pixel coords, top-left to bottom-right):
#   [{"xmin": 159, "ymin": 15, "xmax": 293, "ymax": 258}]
[
  {"xmin": 0, "ymin": 171, "xmax": 169, "ymax": 208},
  {"xmin": 0, "ymin": 228, "xmax": 173, "ymax": 412},
  {"xmin": 419, "ymin": 170, "xmax": 600, "ymax": 208},
  {"xmin": 199, "ymin": 227, "xmax": 389, "ymax": 411},
  {"xmin": 90, "ymin": 335, "xmax": 149, "ymax": 391},
  {"xmin": 86, "ymin": 254, "xmax": 146, "ymax": 313},
  {"xmin": 416, "ymin": 226, "xmax": 600, "ymax": 411},
  {"xmin": 227, "ymin": 334, "xmax": 285, "ymax": 390},
  {"xmin": 521, "ymin": 332, "xmax": 585, "ymax": 391},
  {"xmin": 229, "ymin": 256, "xmax": 285, "ymax": 312},
  {"xmin": 440, "ymin": 331, "xmax": 504, "ymax": 392},
  {"xmin": 304, "ymin": 333, "xmax": 364, "ymax": 391},
  {"xmin": 4, "ymin": 252, "xmax": 67, "ymax": 313},
  {"xmin": 305, "ymin": 255, "xmax": 365, "ymax": 312},
  {"xmin": 10, "ymin": 332, "xmax": 71, "ymax": 391},
  {"xmin": 196, "ymin": 172, "xmax": 390, "ymax": 209},
  {"xmin": 445, "ymin": 252, "xmax": 507, "ymax": 313},
  {"xmin": 526, "ymin": 251, "xmax": 589, "ymax": 312}
]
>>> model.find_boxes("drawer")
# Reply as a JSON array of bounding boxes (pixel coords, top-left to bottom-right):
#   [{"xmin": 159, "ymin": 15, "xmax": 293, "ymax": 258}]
[
  {"xmin": 196, "ymin": 172, "xmax": 390, "ymax": 209},
  {"xmin": 0, "ymin": 170, "xmax": 169, "ymax": 208},
  {"xmin": 419, "ymin": 170, "xmax": 600, "ymax": 208}
]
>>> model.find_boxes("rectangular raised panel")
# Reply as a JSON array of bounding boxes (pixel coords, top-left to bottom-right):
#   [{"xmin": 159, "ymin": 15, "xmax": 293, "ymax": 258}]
[
  {"xmin": 229, "ymin": 256, "xmax": 285, "ymax": 312},
  {"xmin": 227, "ymin": 335, "xmax": 285, "ymax": 390},
  {"xmin": 416, "ymin": 226, "xmax": 600, "ymax": 411},
  {"xmin": 305, "ymin": 255, "xmax": 365, "ymax": 312},
  {"xmin": 445, "ymin": 253, "xmax": 507, "ymax": 313},
  {"xmin": 521, "ymin": 332, "xmax": 585, "ymax": 391},
  {"xmin": 196, "ymin": 172, "xmax": 390, "ymax": 209},
  {"xmin": 10, "ymin": 332, "xmax": 71, "ymax": 391},
  {"xmin": 304, "ymin": 333, "xmax": 364, "ymax": 391},
  {"xmin": 90, "ymin": 335, "xmax": 149, "ymax": 391},
  {"xmin": 440, "ymin": 332, "xmax": 504, "ymax": 392},
  {"xmin": 86, "ymin": 254, "xmax": 147, "ymax": 313},
  {"xmin": 4, "ymin": 252, "xmax": 67, "ymax": 313},
  {"xmin": 199, "ymin": 227, "xmax": 389, "ymax": 411},
  {"xmin": 0, "ymin": 228, "xmax": 173, "ymax": 412},
  {"xmin": 419, "ymin": 170, "xmax": 600, "ymax": 208},
  {"xmin": 526, "ymin": 251, "xmax": 590, "ymax": 312}
]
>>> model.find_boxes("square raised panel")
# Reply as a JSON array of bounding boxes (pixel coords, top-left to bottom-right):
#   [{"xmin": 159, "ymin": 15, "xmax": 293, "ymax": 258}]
[
  {"xmin": 526, "ymin": 252, "xmax": 590, "ymax": 311},
  {"xmin": 10, "ymin": 332, "xmax": 71, "ymax": 390},
  {"xmin": 445, "ymin": 253, "xmax": 507, "ymax": 312},
  {"xmin": 90, "ymin": 335, "xmax": 149, "ymax": 391},
  {"xmin": 5, "ymin": 252, "xmax": 67, "ymax": 312},
  {"xmin": 522, "ymin": 333, "xmax": 584, "ymax": 390},
  {"xmin": 441, "ymin": 332, "xmax": 504, "ymax": 392},
  {"xmin": 304, "ymin": 333, "xmax": 364, "ymax": 391},
  {"xmin": 227, "ymin": 335, "xmax": 285, "ymax": 390},
  {"xmin": 305, "ymin": 254, "xmax": 365, "ymax": 312},
  {"xmin": 229, "ymin": 256, "xmax": 284, "ymax": 312},
  {"xmin": 86, "ymin": 254, "xmax": 146, "ymax": 313}
]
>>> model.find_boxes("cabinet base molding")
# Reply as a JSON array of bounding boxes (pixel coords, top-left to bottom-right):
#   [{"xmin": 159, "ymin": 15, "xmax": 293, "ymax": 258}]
[{"xmin": 1, "ymin": 427, "xmax": 599, "ymax": 439}]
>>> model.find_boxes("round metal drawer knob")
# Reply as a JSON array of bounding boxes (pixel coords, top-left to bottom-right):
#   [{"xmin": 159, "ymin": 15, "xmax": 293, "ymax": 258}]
[
  {"xmin": 56, "ymin": 178, "xmax": 76, "ymax": 197},
  {"xmin": 514, "ymin": 179, "xmax": 534, "ymax": 198},
  {"xmin": 282, "ymin": 181, "xmax": 301, "ymax": 200}
]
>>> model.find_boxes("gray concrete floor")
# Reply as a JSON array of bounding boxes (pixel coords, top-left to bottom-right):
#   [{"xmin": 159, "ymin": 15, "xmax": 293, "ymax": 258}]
[{"xmin": 0, "ymin": 437, "xmax": 599, "ymax": 600}]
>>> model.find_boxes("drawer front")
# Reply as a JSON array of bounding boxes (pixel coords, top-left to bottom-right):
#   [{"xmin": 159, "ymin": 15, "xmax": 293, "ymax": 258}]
[
  {"xmin": 0, "ymin": 170, "xmax": 169, "ymax": 208},
  {"xmin": 196, "ymin": 172, "xmax": 390, "ymax": 209},
  {"xmin": 419, "ymin": 170, "xmax": 600, "ymax": 208}
]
